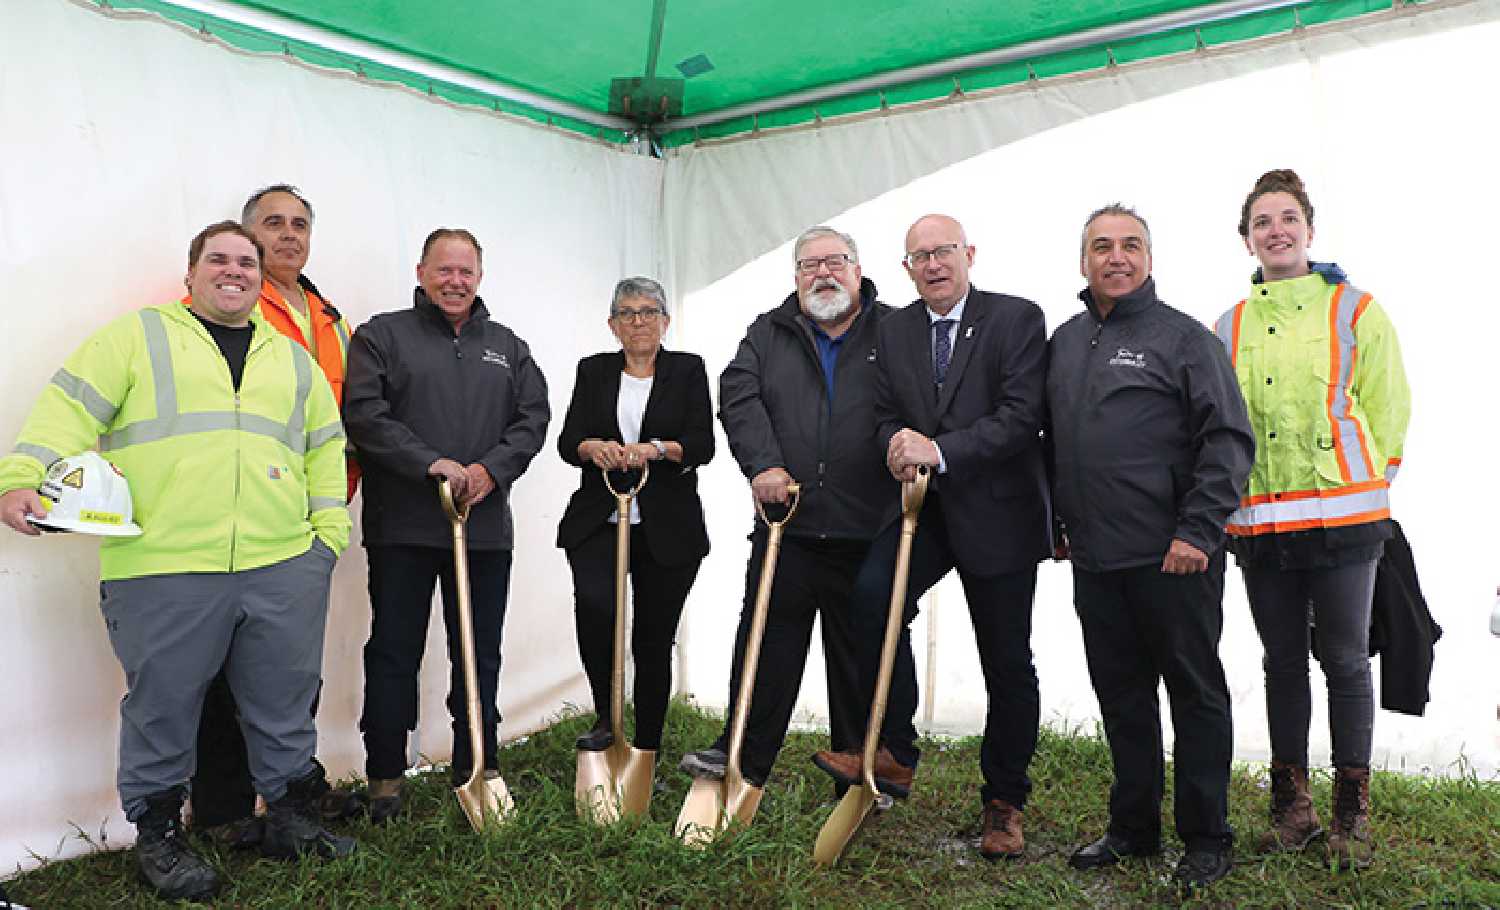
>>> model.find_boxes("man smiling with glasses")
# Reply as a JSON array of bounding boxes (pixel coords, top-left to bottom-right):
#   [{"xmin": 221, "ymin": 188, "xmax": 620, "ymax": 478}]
[
  {"xmin": 814, "ymin": 214, "xmax": 1051, "ymax": 863},
  {"xmin": 680, "ymin": 226, "xmax": 894, "ymax": 796}
]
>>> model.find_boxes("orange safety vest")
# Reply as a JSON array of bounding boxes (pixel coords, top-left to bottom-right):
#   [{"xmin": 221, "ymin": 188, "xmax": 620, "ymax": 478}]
[
  {"xmin": 259, "ymin": 276, "xmax": 360, "ymax": 500},
  {"xmin": 258, "ymin": 277, "xmax": 350, "ymax": 404}
]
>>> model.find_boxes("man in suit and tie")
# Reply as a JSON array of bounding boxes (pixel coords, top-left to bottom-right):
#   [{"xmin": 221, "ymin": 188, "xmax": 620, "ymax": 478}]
[{"xmin": 813, "ymin": 214, "xmax": 1051, "ymax": 861}]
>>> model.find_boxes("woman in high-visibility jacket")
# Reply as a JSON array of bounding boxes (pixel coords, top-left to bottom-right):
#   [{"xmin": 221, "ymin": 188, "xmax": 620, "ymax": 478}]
[{"xmin": 1214, "ymin": 169, "xmax": 1410, "ymax": 870}]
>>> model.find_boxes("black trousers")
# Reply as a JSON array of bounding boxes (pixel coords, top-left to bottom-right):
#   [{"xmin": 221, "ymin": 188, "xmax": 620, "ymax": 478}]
[
  {"xmin": 360, "ymin": 545, "xmax": 511, "ymax": 781},
  {"xmin": 566, "ymin": 524, "xmax": 700, "ymax": 751},
  {"xmin": 190, "ymin": 670, "xmax": 259, "ymax": 827},
  {"xmin": 708, "ymin": 531, "xmax": 868, "ymax": 785},
  {"xmin": 851, "ymin": 492, "xmax": 1040, "ymax": 808},
  {"xmin": 1073, "ymin": 552, "xmax": 1234, "ymax": 851}
]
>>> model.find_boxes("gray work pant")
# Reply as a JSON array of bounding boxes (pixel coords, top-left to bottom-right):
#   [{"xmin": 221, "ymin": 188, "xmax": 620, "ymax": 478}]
[{"xmin": 101, "ymin": 541, "xmax": 335, "ymax": 820}]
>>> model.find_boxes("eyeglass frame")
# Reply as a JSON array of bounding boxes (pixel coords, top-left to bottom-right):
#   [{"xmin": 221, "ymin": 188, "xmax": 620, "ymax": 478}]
[
  {"xmin": 903, "ymin": 243, "xmax": 962, "ymax": 268},
  {"xmin": 795, "ymin": 253, "xmax": 855, "ymax": 275},
  {"xmin": 611, "ymin": 306, "xmax": 665, "ymax": 323}
]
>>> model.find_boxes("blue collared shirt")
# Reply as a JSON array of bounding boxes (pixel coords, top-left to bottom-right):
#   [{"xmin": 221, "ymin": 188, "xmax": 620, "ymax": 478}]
[{"xmin": 809, "ymin": 321, "xmax": 844, "ymax": 402}]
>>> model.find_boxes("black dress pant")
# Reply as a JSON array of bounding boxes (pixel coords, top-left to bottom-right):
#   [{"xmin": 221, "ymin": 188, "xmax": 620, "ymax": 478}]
[
  {"xmin": 360, "ymin": 544, "xmax": 511, "ymax": 781},
  {"xmin": 1073, "ymin": 551, "xmax": 1234, "ymax": 851},
  {"xmin": 850, "ymin": 492, "xmax": 1040, "ymax": 808},
  {"xmin": 566, "ymin": 523, "xmax": 700, "ymax": 751},
  {"xmin": 708, "ymin": 531, "xmax": 868, "ymax": 785},
  {"xmin": 190, "ymin": 670, "xmax": 258, "ymax": 827}
]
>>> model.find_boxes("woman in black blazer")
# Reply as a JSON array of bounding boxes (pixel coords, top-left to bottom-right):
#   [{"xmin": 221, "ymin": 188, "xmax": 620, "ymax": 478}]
[{"xmin": 557, "ymin": 276, "xmax": 715, "ymax": 754}]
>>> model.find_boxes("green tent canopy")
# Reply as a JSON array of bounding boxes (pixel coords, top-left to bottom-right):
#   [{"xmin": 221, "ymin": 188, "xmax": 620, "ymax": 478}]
[{"xmin": 106, "ymin": 0, "xmax": 1419, "ymax": 146}]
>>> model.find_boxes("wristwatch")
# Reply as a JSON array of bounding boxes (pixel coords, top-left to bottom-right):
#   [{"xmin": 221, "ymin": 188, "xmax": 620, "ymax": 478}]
[{"xmin": 650, "ymin": 438, "xmax": 667, "ymax": 460}]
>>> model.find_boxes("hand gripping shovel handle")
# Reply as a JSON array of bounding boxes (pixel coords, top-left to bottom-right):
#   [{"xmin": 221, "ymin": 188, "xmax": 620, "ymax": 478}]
[
  {"xmin": 724, "ymin": 485, "xmax": 801, "ymax": 787},
  {"xmin": 439, "ymin": 479, "xmax": 512, "ymax": 828}
]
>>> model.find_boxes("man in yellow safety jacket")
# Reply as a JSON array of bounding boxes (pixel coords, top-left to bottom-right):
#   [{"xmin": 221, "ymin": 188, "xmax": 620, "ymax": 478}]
[{"xmin": 0, "ymin": 222, "xmax": 353, "ymax": 901}]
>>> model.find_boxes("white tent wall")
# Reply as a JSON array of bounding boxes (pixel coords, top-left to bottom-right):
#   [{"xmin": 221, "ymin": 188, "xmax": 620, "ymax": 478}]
[
  {"xmin": 666, "ymin": 0, "xmax": 1500, "ymax": 786},
  {"xmin": 0, "ymin": 0, "xmax": 661, "ymax": 874}
]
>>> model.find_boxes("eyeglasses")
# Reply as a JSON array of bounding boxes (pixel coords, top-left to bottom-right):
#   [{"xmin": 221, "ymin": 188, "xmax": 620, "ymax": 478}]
[
  {"xmin": 613, "ymin": 306, "xmax": 663, "ymax": 323},
  {"xmin": 796, "ymin": 253, "xmax": 854, "ymax": 275},
  {"xmin": 903, "ymin": 243, "xmax": 961, "ymax": 268}
]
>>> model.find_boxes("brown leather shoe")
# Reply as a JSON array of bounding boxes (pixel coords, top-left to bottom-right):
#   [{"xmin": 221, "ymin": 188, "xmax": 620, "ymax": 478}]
[
  {"xmin": 811, "ymin": 746, "xmax": 914, "ymax": 798},
  {"xmin": 980, "ymin": 799, "xmax": 1024, "ymax": 860},
  {"xmin": 1257, "ymin": 761, "xmax": 1321, "ymax": 853}
]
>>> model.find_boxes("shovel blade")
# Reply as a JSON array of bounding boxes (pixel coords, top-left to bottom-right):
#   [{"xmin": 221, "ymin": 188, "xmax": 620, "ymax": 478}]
[
  {"xmin": 674, "ymin": 776, "xmax": 725, "ymax": 847},
  {"xmin": 813, "ymin": 786, "xmax": 877, "ymax": 866},
  {"xmin": 455, "ymin": 774, "xmax": 514, "ymax": 832},
  {"xmin": 616, "ymin": 748, "xmax": 656, "ymax": 819},
  {"xmin": 575, "ymin": 748, "xmax": 623, "ymax": 826}
]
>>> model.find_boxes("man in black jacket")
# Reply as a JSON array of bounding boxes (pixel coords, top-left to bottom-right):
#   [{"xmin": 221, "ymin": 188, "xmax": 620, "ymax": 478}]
[
  {"xmin": 1047, "ymin": 204, "xmax": 1252, "ymax": 890},
  {"xmin": 344, "ymin": 228, "xmax": 549, "ymax": 822},
  {"xmin": 813, "ymin": 214, "xmax": 1052, "ymax": 862},
  {"xmin": 679, "ymin": 226, "xmax": 894, "ymax": 789}
]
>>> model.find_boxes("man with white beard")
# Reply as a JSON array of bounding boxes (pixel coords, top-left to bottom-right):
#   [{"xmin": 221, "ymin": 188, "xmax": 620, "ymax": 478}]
[{"xmin": 679, "ymin": 226, "xmax": 896, "ymax": 792}]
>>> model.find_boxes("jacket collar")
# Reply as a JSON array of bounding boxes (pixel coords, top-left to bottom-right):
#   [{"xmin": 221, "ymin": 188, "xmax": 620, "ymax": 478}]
[
  {"xmin": 1079, "ymin": 276, "xmax": 1159, "ymax": 322},
  {"xmin": 1250, "ymin": 260, "xmax": 1348, "ymax": 286},
  {"xmin": 772, "ymin": 276, "xmax": 879, "ymax": 333},
  {"xmin": 413, "ymin": 286, "xmax": 489, "ymax": 330}
]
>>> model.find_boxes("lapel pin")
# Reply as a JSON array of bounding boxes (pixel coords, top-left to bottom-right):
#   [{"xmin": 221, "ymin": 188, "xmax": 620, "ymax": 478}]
[{"xmin": 964, "ymin": 326, "xmax": 974, "ymax": 339}]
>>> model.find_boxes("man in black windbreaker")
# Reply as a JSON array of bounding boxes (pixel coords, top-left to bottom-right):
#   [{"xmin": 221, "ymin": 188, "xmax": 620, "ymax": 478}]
[
  {"xmin": 1046, "ymin": 204, "xmax": 1252, "ymax": 891},
  {"xmin": 678, "ymin": 225, "xmax": 895, "ymax": 790},
  {"xmin": 344, "ymin": 228, "xmax": 549, "ymax": 823}
]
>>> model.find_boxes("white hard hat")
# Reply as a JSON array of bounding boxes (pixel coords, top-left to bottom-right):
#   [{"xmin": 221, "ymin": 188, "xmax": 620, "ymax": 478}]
[{"xmin": 30, "ymin": 452, "xmax": 143, "ymax": 537}]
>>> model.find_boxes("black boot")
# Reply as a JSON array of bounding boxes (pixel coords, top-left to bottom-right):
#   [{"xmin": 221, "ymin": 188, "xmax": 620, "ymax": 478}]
[
  {"xmin": 260, "ymin": 766, "xmax": 357, "ymax": 861},
  {"xmin": 134, "ymin": 788, "xmax": 221, "ymax": 902}
]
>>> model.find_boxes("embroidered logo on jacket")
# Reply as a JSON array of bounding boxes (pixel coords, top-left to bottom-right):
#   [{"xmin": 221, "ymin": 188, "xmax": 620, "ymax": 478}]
[
  {"xmin": 1108, "ymin": 348, "xmax": 1147, "ymax": 369},
  {"xmin": 482, "ymin": 349, "xmax": 510, "ymax": 368}
]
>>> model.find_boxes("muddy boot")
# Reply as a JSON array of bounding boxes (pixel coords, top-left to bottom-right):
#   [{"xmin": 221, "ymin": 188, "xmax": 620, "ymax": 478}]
[
  {"xmin": 261, "ymin": 766, "xmax": 357, "ymax": 861},
  {"xmin": 1327, "ymin": 766, "xmax": 1373, "ymax": 869},
  {"xmin": 134, "ymin": 788, "xmax": 221, "ymax": 902},
  {"xmin": 1257, "ymin": 760, "xmax": 1322, "ymax": 853}
]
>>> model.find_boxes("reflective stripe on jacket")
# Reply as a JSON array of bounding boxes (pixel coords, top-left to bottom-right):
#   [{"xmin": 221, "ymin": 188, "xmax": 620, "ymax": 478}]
[
  {"xmin": 0, "ymin": 300, "xmax": 350, "ymax": 579},
  {"xmin": 258, "ymin": 276, "xmax": 351, "ymax": 404},
  {"xmin": 1214, "ymin": 269, "xmax": 1409, "ymax": 537}
]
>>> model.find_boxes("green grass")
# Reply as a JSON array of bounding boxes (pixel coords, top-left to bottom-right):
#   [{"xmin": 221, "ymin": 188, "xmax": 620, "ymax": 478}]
[{"xmin": 8, "ymin": 701, "xmax": 1499, "ymax": 908}]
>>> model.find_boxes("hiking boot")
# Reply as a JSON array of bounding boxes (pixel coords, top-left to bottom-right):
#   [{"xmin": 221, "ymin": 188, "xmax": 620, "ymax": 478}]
[
  {"xmin": 261, "ymin": 766, "xmax": 357, "ymax": 860},
  {"xmin": 1175, "ymin": 845, "xmax": 1233, "ymax": 891},
  {"xmin": 811, "ymin": 746, "xmax": 914, "ymax": 798},
  {"xmin": 679, "ymin": 746, "xmax": 728, "ymax": 780},
  {"xmin": 367, "ymin": 778, "xmax": 404, "ymax": 826},
  {"xmin": 979, "ymin": 799, "xmax": 1024, "ymax": 859},
  {"xmin": 1257, "ymin": 760, "xmax": 1321, "ymax": 853},
  {"xmin": 134, "ymin": 789, "xmax": 221, "ymax": 902},
  {"xmin": 1327, "ymin": 766, "xmax": 1373, "ymax": 869}
]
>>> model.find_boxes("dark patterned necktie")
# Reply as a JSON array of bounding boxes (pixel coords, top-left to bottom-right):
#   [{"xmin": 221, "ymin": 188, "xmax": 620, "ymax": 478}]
[{"xmin": 933, "ymin": 318, "xmax": 955, "ymax": 389}]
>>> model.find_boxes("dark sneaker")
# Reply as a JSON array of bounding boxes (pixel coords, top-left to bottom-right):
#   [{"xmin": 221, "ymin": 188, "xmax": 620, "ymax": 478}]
[
  {"xmin": 575, "ymin": 724, "xmax": 614, "ymax": 752},
  {"xmin": 678, "ymin": 747, "xmax": 728, "ymax": 780},
  {"xmin": 1068, "ymin": 832, "xmax": 1160, "ymax": 870},
  {"xmin": 1175, "ymin": 846, "xmax": 1233, "ymax": 891},
  {"xmin": 135, "ymin": 790, "xmax": 221, "ymax": 902}
]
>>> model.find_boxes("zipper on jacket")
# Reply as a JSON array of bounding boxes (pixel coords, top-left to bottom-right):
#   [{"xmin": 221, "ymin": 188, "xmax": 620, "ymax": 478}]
[{"xmin": 1067, "ymin": 319, "xmax": 1105, "ymax": 556}]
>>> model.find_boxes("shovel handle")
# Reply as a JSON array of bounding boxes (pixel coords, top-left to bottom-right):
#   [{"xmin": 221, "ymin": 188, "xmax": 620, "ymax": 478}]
[
  {"xmin": 858, "ymin": 467, "xmax": 929, "ymax": 791},
  {"xmin": 438, "ymin": 479, "xmax": 488, "ymax": 794},
  {"xmin": 604, "ymin": 465, "xmax": 649, "ymax": 748},
  {"xmin": 753, "ymin": 482, "xmax": 801, "ymax": 529},
  {"xmin": 438, "ymin": 476, "xmax": 470, "ymax": 523}
]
